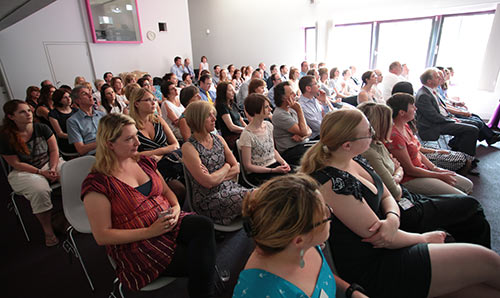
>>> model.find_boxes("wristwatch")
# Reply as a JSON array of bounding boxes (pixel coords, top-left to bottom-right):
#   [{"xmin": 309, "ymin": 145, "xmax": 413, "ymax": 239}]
[{"xmin": 345, "ymin": 283, "xmax": 366, "ymax": 298}]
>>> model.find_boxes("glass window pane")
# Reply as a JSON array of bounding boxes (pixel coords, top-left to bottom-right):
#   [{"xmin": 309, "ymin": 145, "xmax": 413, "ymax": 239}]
[
  {"xmin": 376, "ymin": 19, "xmax": 433, "ymax": 85},
  {"xmin": 436, "ymin": 13, "xmax": 494, "ymax": 89},
  {"xmin": 330, "ymin": 24, "xmax": 372, "ymax": 72},
  {"xmin": 305, "ymin": 28, "xmax": 317, "ymax": 62}
]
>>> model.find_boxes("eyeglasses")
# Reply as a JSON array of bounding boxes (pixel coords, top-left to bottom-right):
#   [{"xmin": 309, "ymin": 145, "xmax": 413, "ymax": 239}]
[
  {"xmin": 310, "ymin": 204, "xmax": 334, "ymax": 229},
  {"xmin": 138, "ymin": 97, "xmax": 154, "ymax": 103},
  {"xmin": 349, "ymin": 126, "xmax": 375, "ymax": 142}
]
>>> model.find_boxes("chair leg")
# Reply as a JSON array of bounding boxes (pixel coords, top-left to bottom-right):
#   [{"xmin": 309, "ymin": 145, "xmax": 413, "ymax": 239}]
[
  {"xmin": 109, "ymin": 277, "xmax": 123, "ymax": 298},
  {"xmin": 10, "ymin": 193, "xmax": 30, "ymax": 242},
  {"xmin": 63, "ymin": 227, "xmax": 95, "ymax": 291}
]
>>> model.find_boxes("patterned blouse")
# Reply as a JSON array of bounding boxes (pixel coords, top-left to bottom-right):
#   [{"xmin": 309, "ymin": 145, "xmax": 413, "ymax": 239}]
[
  {"xmin": 238, "ymin": 121, "xmax": 276, "ymax": 169},
  {"xmin": 81, "ymin": 156, "xmax": 189, "ymax": 291}
]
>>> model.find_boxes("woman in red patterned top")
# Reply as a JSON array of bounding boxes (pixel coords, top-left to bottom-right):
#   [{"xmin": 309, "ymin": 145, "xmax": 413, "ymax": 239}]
[
  {"xmin": 385, "ymin": 93, "xmax": 473, "ymax": 196},
  {"xmin": 82, "ymin": 113, "xmax": 216, "ymax": 297}
]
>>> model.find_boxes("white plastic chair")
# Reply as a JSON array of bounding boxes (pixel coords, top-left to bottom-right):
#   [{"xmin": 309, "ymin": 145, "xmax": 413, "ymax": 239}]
[
  {"xmin": 107, "ymin": 256, "xmax": 176, "ymax": 298},
  {"xmin": 60, "ymin": 155, "xmax": 96, "ymax": 291},
  {"xmin": 182, "ymin": 163, "xmax": 243, "ymax": 232},
  {"xmin": 1, "ymin": 157, "xmax": 60, "ymax": 242}
]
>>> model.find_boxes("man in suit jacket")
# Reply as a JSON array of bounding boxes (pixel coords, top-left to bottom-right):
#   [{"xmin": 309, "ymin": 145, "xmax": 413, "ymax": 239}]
[{"xmin": 415, "ymin": 68, "xmax": 479, "ymax": 156}]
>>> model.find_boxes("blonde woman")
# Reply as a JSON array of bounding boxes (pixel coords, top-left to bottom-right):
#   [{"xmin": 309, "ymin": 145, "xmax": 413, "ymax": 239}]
[
  {"xmin": 300, "ymin": 109, "xmax": 500, "ymax": 298},
  {"xmin": 234, "ymin": 174, "xmax": 367, "ymax": 298},
  {"xmin": 182, "ymin": 101, "xmax": 249, "ymax": 225},
  {"xmin": 128, "ymin": 88, "xmax": 183, "ymax": 190},
  {"xmin": 82, "ymin": 113, "xmax": 216, "ymax": 296}
]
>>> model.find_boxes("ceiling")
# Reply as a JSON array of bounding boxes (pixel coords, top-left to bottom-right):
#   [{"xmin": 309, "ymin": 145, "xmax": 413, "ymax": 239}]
[{"xmin": 0, "ymin": 0, "xmax": 55, "ymax": 31}]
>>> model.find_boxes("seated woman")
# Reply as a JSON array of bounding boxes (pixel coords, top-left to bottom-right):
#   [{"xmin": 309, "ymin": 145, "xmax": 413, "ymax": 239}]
[
  {"xmin": 215, "ymin": 82, "xmax": 246, "ymax": 151},
  {"xmin": 0, "ymin": 100, "xmax": 64, "ymax": 247},
  {"xmin": 391, "ymin": 81, "xmax": 474, "ymax": 175},
  {"xmin": 234, "ymin": 174, "xmax": 367, "ymax": 298},
  {"xmin": 231, "ymin": 69, "xmax": 244, "ymax": 92},
  {"xmin": 98, "ymin": 84, "xmax": 127, "ymax": 115},
  {"xmin": 48, "ymin": 89, "xmax": 78, "ymax": 156},
  {"xmin": 357, "ymin": 70, "xmax": 379, "ymax": 104},
  {"xmin": 182, "ymin": 101, "xmax": 249, "ymax": 225},
  {"xmin": 82, "ymin": 113, "xmax": 216, "ymax": 297},
  {"xmin": 300, "ymin": 109, "xmax": 500, "ymax": 298},
  {"xmin": 358, "ymin": 102, "xmax": 490, "ymax": 247},
  {"xmin": 179, "ymin": 86, "xmax": 202, "ymax": 143},
  {"xmin": 248, "ymin": 78, "xmax": 266, "ymax": 96},
  {"xmin": 128, "ymin": 88, "xmax": 184, "ymax": 199},
  {"xmin": 111, "ymin": 76, "xmax": 128, "ymax": 105},
  {"xmin": 288, "ymin": 67, "xmax": 301, "ymax": 95},
  {"xmin": 239, "ymin": 94, "xmax": 290, "ymax": 186},
  {"xmin": 160, "ymin": 81, "xmax": 185, "ymax": 141},
  {"xmin": 25, "ymin": 86, "xmax": 40, "ymax": 113},
  {"xmin": 35, "ymin": 84, "xmax": 56, "ymax": 129},
  {"xmin": 386, "ymin": 93, "xmax": 473, "ymax": 195},
  {"xmin": 328, "ymin": 67, "xmax": 346, "ymax": 99}
]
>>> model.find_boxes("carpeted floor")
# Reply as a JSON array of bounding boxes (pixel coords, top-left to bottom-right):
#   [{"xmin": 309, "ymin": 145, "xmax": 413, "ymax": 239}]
[{"xmin": 2, "ymin": 141, "xmax": 499, "ymax": 297}]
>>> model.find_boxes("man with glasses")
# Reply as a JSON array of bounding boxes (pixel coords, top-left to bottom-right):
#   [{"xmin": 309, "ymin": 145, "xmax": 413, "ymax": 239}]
[
  {"xmin": 298, "ymin": 75, "xmax": 335, "ymax": 140},
  {"xmin": 67, "ymin": 86, "xmax": 105, "ymax": 155},
  {"xmin": 198, "ymin": 74, "xmax": 216, "ymax": 105}
]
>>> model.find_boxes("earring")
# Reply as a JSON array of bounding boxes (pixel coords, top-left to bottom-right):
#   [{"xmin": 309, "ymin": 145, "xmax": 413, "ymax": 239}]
[{"xmin": 299, "ymin": 249, "xmax": 305, "ymax": 268}]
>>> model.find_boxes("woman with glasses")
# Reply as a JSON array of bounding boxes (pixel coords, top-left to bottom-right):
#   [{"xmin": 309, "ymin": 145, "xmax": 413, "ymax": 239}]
[
  {"xmin": 386, "ymin": 93, "xmax": 472, "ymax": 195},
  {"xmin": 234, "ymin": 174, "xmax": 368, "ymax": 298},
  {"xmin": 239, "ymin": 94, "xmax": 291, "ymax": 186},
  {"xmin": 300, "ymin": 109, "xmax": 500, "ymax": 298}
]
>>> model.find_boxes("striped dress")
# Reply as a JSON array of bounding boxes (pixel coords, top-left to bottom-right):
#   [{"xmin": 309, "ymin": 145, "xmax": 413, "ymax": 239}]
[{"xmin": 81, "ymin": 156, "xmax": 189, "ymax": 291}]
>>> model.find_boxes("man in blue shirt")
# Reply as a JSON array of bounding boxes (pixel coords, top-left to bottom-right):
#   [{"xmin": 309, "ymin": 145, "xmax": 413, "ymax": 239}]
[
  {"xmin": 299, "ymin": 61, "xmax": 309, "ymax": 78},
  {"xmin": 183, "ymin": 58, "xmax": 195, "ymax": 78},
  {"xmin": 170, "ymin": 56, "xmax": 185, "ymax": 81},
  {"xmin": 298, "ymin": 75, "xmax": 335, "ymax": 140},
  {"xmin": 199, "ymin": 74, "xmax": 216, "ymax": 104},
  {"xmin": 67, "ymin": 86, "xmax": 105, "ymax": 155}
]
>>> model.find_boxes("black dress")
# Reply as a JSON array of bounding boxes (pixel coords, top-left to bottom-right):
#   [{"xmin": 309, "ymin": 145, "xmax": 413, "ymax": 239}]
[{"xmin": 311, "ymin": 156, "xmax": 431, "ymax": 298}]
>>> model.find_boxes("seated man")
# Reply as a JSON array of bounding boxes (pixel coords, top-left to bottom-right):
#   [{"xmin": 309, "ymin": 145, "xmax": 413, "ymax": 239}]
[
  {"xmin": 415, "ymin": 68, "xmax": 479, "ymax": 156},
  {"xmin": 67, "ymin": 86, "xmax": 106, "ymax": 155},
  {"xmin": 272, "ymin": 81, "xmax": 311, "ymax": 166},
  {"xmin": 198, "ymin": 74, "xmax": 216, "ymax": 104},
  {"xmin": 435, "ymin": 69, "xmax": 500, "ymax": 146},
  {"xmin": 266, "ymin": 73, "xmax": 282, "ymax": 108},
  {"xmin": 170, "ymin": 56, "xmax": 185, "ymax": 81},
  {"xmin": 382, "ymin": 61, "xmax": 404, "ymax": 100},
  {"xmin": 297, "ymin": 75, "xmax": 334, "ymax": 140}
]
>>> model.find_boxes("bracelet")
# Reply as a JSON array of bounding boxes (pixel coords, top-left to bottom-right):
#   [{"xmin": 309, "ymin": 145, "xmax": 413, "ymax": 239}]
[
  {"xmin": 36, "ymin": 169, "xmax": 41, "ymax": 175},
  {"xmin": 385, "ymin": 211, "xmax": 400, "ymax": 219},
  {"xmin": 345, "ymin": 283, "xmax": 366, "ymax": 298}
]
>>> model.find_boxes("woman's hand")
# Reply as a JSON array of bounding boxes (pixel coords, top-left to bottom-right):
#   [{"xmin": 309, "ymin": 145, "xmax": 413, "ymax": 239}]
[
  {"xmin": 148, "ymin": 205, "xmax": 181, "ymax": 237},
  {"xmin": 280, "ymin": 162, "xmax": 291, "ymax": 173},
  {"xmin": 273, "ymin": 164, "xmax": 291, "ymax": 173},
  {"xmin": 436, "ymin": 171, "xmax": 457, "ymax": 186},
  {"xmin": 40, "ymin": 169, "xmax": 59, "ymax": 183},
  {"xmin": 362, "ymin": 218, "xmax": 399, "ymax": 248},
  {"xmin": 437, "ymin": 149, "xmax": 450, "ymax": 155}
]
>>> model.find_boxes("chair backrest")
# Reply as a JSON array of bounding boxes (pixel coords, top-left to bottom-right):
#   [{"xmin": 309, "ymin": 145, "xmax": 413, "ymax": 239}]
[
  {"xmin": 235, "ymin": 139, "xmax": 256, "ymax": 188},
  {"xmin": 1, "ymin": 156, "xmax": 12, "ymax": 179},
  {"xmin": 60, "ymin": 155, "xmax": 96, "ymax": 233},
  {"xmin": 182, "ymin": 163, "xmax": 194, "ymax": 212},
  {"xmin": 342, "ymin": 95, "xmax": 358, "ymax": 106}
]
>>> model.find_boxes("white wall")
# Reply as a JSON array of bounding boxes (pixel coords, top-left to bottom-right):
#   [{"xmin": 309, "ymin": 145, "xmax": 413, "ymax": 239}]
[
  {"xmin": 0, "ymin": 0, "xmax": 193, "ymax": 100},
  {"xmin": 187, "ymin": 0, "xmax": 499, "ymax": 69}
]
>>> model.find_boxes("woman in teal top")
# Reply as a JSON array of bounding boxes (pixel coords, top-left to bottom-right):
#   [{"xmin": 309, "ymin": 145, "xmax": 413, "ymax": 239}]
[{"xmin": 233, "ymin": 174, "xmax": 367, "ymax": 298}]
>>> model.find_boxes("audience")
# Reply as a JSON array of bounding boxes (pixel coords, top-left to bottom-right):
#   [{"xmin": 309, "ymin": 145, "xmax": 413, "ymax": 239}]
[
  {"xmin": 358, "ymin": 102, "xmax": 490, "ymax": 247},
  {"xmin": 215, "ymin": 82, "xmax": 246, "ymax": 150},
  {"xmin": 357, "ymin": 70, "xmax": 380, "ymax": 104},
  {"xmin": 111, "ymin": 76, "xmax": 128, "ymax": 105},
  {"xmin": 82, "ymin": 113, "xmax": 216, "ymax": 296},
  {"xmin": 198, "ymin": 74, "xmax": 216, "ymax": 104},
  {"xmin": 272, "ymin": 81, "xmax": 311, "ymax": 166},
  {"xmin": 415, "ymin": 68, "xmax": 479, "ymax": 156},
  {"xmin": 266, "ymin": 73, "xmax": 282, "ymax": 108},
  {"xmin": 247, "ymin": 78, "xmax": 266, "ymax": 96},
  {"xmin": 239, "ymin": 94, "xmax": 291, "ymax": 185},
  {"xmin": 178, "ymin": 86, "xmax": 202, "ymax": 142},
  {"xmin": 171, "ymin": 56, "xmax": 185, "ymax": 81},
  {"xmin": 103, "ymin": 72, "xmax": 113, "ymax": 84},
  {"xmin": 300, "ymin": 109, "xmax": 500, "ymax": 298},
  {"xmin": 198, "ymin": 55, "xmax": 209, "ymax": 80},
  {"xmin": 386, "ymin": 93, "xmax": 473, "ymax": 195},
  {"xmin": 299, "ymin": 61, "xmax": 309, "ymax": 78},
  {"xmin": 1, "ymin": 100, "xmax": 64, "ymax": 247},
  {"xmin": 182, "ymin": 101, "xmax": 249, "ymax": 225},
  {"xmin": 183, "ymin": 58, "xmax": 195, "ymax": 78},
  {"xmin": 236, "ymin": 70, "xmax": 262, "ymax": 109},
  {"xmin": 382, "ymin": 61, "xmax": 404, "ymax": 100},
  {"xmin": 67, "ymin": 86, "xmax": 105, "ymax": 155},
  {"xmin": 98, "ymin": 84, "xmax": 127, "ymax": 115},
  {"xmin": 35, "ymin": 84, "xmax": 56, "ymax": 128},
  {"xmin": 25, "ymin": 86, "xmax": 40, "ymax": 113},
  {"xmin": 231, "ymin": 69, "xmax": 244, "ymax": 92},
  {"xmin": 48, "ymin": 89, "xmax": 78, "ymax": 155}
]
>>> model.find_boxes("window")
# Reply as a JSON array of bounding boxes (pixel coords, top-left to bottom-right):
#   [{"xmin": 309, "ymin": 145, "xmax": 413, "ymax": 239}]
[
  {"xmin": 436, "ymin": 13, "xmax": 495, "ymax": 89},
  {"xmin": 305, "ymin": 27, "xmax": 317, "ymax": 61},
  {"xmin": 330, "ymin": 24, "xmax": 372, "ymax": 72},
  {"xmin": 376, "ymin": 18, "xmax": 433, "ymax": 84}
]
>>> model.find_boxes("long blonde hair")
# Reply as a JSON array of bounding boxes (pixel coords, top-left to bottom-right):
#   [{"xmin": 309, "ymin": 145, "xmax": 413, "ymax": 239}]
[
  {"xmin": 93, "ymin": 113, "xmax": 137, "ymax": 176},
  {"xmin": 300, "ymin": 109, "xmax": 364, "ymax": 174},
  {"xmin": 128, "ymin": 87, "xmax": 159, "ymax": 129},
  {"xmin": 242, "ymin": 174, "xmax": 324, "ymax": 254}
]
